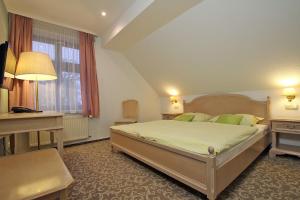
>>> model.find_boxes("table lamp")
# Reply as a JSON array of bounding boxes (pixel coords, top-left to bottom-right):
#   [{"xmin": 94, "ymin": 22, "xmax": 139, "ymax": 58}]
[
  {"xmin": 15, "ymin": 52, "xmax": 57, "ymax": 111},
  {"xmin": 4, "ymin": 47, "xmax": 17, "ymax": 79},
  {"xmin": 1, "ymin": 46, "xmax": 17, "ymax": 90}
]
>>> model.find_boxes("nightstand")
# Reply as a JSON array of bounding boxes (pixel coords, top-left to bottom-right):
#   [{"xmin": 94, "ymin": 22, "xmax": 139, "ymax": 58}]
[
  {"xmin": 161, "ymin": 113, "xmax": 182, "ymax": 120},
  {"xmin": 269, "ymin": 118, "xmax": 300, "ymax": 158},
  {"xmin": 114, "ymin": 119, "xmax": 137, "ymax": 126}
]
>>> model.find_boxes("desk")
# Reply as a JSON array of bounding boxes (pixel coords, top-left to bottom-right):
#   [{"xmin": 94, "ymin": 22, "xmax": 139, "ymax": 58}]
[
  {"xmin": 0, "ymin": 149, "xmax": 74, "ymax": 200},
  {"xmin": 0, "ymin": 112, "xmax": 64, "ymax": 155}
]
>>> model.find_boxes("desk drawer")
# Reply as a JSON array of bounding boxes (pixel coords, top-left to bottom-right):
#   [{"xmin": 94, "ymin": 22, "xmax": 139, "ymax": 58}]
[
  {"xmin": 0, "ymin": 117, "xmax": 63, "ymax": 134},
  {"xmin": 272, "ymin": 121, "xmax": 300, "ymax": 132}
]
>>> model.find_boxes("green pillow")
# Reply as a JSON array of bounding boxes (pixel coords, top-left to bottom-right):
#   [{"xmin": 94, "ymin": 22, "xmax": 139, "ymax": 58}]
[
  {"xmin": 215, "ymin": 114, "xmax": 242, "ymax": 125},
  {"xmin": 174, "ymin": 114, "xmax": 195, "ymax": 122}
]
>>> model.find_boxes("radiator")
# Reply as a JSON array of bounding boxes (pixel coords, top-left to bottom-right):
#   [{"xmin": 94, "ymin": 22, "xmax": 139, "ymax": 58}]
[{"xmin": 29, "ymin": 115, "xmax": 89, "ymax": 147}]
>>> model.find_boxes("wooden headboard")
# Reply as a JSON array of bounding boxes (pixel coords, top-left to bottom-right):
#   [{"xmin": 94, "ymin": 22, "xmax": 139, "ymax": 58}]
[{"xmin": 184, "ymin": 94, "xmax": 270, "ymax": 123}]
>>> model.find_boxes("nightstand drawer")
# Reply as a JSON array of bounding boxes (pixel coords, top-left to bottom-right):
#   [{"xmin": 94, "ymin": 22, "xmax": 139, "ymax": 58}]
[{"xmin": 272, "ymin": 121, "xmax": 300, "ymax": 132}]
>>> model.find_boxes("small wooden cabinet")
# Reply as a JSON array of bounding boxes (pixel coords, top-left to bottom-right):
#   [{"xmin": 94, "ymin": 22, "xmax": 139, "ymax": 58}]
[
  {"xmin": 161, "ymin": 113, "xmax": 182, "ymax": 120},
  {"xmin": 269, "ymin": 118, "xmax": 300, "ymax": 158}
]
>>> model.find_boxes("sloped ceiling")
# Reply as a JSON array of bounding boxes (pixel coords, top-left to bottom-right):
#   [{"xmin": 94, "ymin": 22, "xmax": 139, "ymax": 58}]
[
  {"xmin": 103, "ymin": 0, "xmax": 201, "ymax": 50},
  {"xmin": 124, "ymin": 0, "xmax": 300, "ymax": 96}
]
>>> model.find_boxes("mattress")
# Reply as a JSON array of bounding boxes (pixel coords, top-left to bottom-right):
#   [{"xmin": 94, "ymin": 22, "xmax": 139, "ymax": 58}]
[
  {"xmin": 216, "ymin": 124, "xmax": 268, "ymax": 166},
  {"xmin": 111, "ymin": 120, "xmax": 259, "ymax": 156}
]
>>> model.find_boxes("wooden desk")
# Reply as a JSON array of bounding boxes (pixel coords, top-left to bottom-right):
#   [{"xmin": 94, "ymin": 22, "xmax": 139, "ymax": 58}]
[
  {"xmin": 0, "ymin": 149, "xmax": 74, "ymax": 200},
  {"xmin": 0, "ymin": 112, "xmax": 64, "ymax": 155}
]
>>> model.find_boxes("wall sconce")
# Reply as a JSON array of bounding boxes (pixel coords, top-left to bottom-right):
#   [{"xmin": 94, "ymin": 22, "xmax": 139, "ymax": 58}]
[
  {"xmin": 283, "ymin": 87, "xmax": 298, "ymax": 110},
  {"xmin": 283, "ymin": 87, "xmax": 296, "ymax": 102},
  {"xmin": 170, "ymin": 96, "xmax": 179, "ymax": 104}
]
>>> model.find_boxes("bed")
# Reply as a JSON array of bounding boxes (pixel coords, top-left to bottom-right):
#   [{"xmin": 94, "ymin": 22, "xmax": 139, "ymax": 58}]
[{"xmin": 110, "ymin": 94, "xmax": 271, "ymax": 200}]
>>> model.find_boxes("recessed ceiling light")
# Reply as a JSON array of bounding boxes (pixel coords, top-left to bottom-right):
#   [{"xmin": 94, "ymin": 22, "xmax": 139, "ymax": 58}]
[{"xmin": 101, "ymin": 11, "xmax": 107, "ymax": 17}]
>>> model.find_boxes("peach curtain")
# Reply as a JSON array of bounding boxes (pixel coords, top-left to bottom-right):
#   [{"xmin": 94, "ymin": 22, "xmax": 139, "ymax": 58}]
[
  {"xmin": 8, "ymin": 14, "xmax": 34, "ymax": 109},
  {"xmin": 79, "ymin": 32, "xmax": 100, "ymax": 117}
]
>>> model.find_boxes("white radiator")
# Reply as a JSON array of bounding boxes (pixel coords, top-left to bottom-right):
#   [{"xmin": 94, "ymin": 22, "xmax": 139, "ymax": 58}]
[{"xmin": 30, "ymin": 115, "xmax": 89, "ymax": 147}]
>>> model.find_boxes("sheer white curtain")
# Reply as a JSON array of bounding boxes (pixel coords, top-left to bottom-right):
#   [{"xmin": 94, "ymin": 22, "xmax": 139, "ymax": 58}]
[{"xmin": 32, "ymin": 20, "xmax": 82, "ymax": 113}]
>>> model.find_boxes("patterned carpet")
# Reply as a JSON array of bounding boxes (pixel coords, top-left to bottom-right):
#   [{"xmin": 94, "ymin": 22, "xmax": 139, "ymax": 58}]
[{"xmin": 63, "ymin": 140, "xmax": 300, "ymax": 200}]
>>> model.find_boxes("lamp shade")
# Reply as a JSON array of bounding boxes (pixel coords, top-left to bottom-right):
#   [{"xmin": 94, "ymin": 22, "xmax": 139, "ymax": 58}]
[
  {"xmin": 283, "ymin": 88, "xmax": 296, "ymax": 96},
  {"xmin": 4, "ymin": 47, "xmax": 17, "ymax": 78},
  {"xmin": 15, "ymin": 52, "xmax": 57, "ymax": 81}
]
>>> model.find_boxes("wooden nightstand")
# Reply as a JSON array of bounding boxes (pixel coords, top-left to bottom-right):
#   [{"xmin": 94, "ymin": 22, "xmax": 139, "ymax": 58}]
[
  {"xmin": 114, "ymin": 119, "xmax": 137, "ymax": 126},
  {"xmin": 161, "ymin": 113, "xmax": 182, "ymax": 120},
  {"xmin": 269, "ymin": 118, "xmax": 300, "ymax": 158}
]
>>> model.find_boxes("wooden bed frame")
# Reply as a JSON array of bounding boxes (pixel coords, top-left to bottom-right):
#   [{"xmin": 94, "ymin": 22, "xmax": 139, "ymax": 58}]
[{"xmin": 110, "ymin": 94, "xmax": 271, "ymax": 200}]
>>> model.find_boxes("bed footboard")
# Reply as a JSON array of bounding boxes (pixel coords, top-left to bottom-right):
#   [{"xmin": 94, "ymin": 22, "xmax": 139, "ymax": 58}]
[
  {"xmin": 110, "ymin": 130, "xmax": 215, "ymax": 197},
  {"xmin": 110, "ymin": 130, "xmax": 270, "ymax": 200}
]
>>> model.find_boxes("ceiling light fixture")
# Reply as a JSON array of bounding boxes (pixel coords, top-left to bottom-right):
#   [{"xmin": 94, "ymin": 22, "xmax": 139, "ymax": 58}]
[{"xmin": 101, "ymin": 11, "xmax": 107, "ymax": 17}]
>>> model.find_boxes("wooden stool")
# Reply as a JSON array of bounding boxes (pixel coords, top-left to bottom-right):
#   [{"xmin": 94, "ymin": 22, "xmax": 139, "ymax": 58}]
[{"xmin": 0, "ymin": 149, "xmax": 74, "ymax": 200}]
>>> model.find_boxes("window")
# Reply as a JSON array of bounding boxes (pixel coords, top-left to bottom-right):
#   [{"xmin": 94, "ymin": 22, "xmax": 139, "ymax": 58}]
[
  {"xmin": 32, "ymin": 20, "xmax": 82, "ymax": 113},
  {"xmin": 62, "ymin": 47, "xmax": 80, "ymax": 64},
  {"xmin": 32, "ymin": 41, "xmax": 55, "ymax": 60}
]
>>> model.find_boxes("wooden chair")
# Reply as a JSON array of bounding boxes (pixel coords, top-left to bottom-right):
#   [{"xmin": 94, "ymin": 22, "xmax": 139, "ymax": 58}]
[{"xmin": 115, "ymin": 99, "xmax": 139, "ymax": 125}]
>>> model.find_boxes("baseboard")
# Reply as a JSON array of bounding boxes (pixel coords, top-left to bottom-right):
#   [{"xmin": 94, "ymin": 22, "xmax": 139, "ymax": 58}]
[{"xmin": 64, "ymin": 137, "xmax": 110, "ymax": 147}]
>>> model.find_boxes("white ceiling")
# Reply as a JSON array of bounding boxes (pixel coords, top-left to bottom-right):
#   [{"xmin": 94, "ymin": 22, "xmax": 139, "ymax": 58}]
[
  {"xmin": 103, "ymin": 0, "xmax": 201, "ymax": 51},
  {"xmin": 4, "ymin": 0, "xmax": 135, "ymax": 36},
  {"xmin": 125, "ymin": 0, "xmax": 300, "ymax": 96}
]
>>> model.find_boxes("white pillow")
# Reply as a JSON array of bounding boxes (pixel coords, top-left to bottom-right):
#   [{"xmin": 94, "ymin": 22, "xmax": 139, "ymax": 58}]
[
  {"xmin": 209, "ymin": 115, "xmax": 220, "ymax": 122},
  {"xmin": 236, "ymin": 114, "xmax": 264, "ymax": 126},
  {"xmin": 192, "ymin": 113, "xmax": 212, "ymax": 122}
]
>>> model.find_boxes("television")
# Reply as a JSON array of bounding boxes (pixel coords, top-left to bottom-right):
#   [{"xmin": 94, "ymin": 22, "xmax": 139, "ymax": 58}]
[{"xmin": 0, "ymin": 41, "xmax": 17, "ymax": 90}]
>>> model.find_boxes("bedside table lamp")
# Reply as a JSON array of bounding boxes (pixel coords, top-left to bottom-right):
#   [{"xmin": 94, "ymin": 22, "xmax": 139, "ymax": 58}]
[
  {"xmin": 170, "ymin": 96, "xmax": 179, "ymax": 104},
  {"xmin": 283, "ymin": 87, "xmax": 298, "ymax": 110},
  {"xmin": 283, "ymin": 87, "xmax": 296, "ymax": 102},
  {"xmin": 15, "ymin": 52, "xmax": 57, "ymax": 111}
]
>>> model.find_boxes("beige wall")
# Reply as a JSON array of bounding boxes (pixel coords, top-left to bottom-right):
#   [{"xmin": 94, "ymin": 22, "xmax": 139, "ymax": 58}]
[
  {"xmin": 0, "ymin": 0, "xmax": 8, "ymax": 113},
  {"xmin": 88, "ymin": 38, "xmax": 161, "ymax": 140},
  {"xmin": 161, "ymin": 89, "xmax": 300, "ymax": 118}
]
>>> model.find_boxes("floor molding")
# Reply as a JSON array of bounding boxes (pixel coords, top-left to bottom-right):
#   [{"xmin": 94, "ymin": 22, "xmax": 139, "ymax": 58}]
[{"xmin": 64, "ymin": 137, "xmax": 110, "ymax": 148}]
